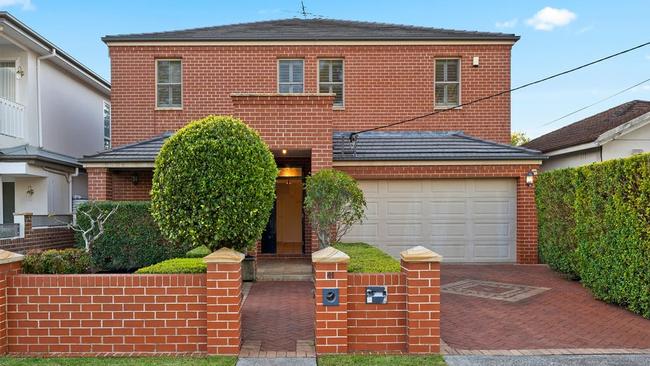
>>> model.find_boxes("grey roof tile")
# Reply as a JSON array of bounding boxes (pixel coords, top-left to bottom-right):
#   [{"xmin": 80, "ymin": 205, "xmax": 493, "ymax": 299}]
[
  {"xmin": 81, "ymin": 133, "xmax": 171, "ymax": 163},
  {"xmin": 103, "ymin": 18, "xmax": 519, "ymax": 42},
  {"xmin": 0, "ymin": 145, "xmax": 80, "ymax": 167}
]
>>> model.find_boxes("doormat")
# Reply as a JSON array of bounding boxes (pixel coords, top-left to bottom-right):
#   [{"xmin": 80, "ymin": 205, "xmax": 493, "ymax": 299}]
[{"xmin": 442, "ymin": 279, "xmax": 549, "ymax": 302}]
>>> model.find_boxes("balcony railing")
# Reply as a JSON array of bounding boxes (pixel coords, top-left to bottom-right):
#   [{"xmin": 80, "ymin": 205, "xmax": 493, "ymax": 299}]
[{"xmin": 0, "ymin": 97, "xmax": 24, "ymax": 138}]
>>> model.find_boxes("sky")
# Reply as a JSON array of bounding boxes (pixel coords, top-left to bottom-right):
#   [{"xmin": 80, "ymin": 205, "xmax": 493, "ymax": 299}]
[{"xmin": 2, "ymin": 0, "xmax": 649, "ymax": 138}]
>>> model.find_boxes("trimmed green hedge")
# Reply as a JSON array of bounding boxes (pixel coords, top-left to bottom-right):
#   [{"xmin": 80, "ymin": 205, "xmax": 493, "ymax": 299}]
[
  {"xmin": 536, "ymin": 153, "xmax": 650, "ymax": 318},
  {"xmin": 333, "ymin": 242, "xmax": 400, "ymax": 273},
  {"xmin": 535, "ymin": 167, "xmax": 579, "ymax": 278},
  {"xmin": 135, "ymin": 258, "xmax": 206, "ymax": 274},
  {"xmin": 185, "ymin": 245, "xmax": 211, "ymax": 258},
  {"xmin": 76, "ymin": 201, "xmax": 191, "ymax": 273},
  {"xmin": 22, "ymin": 248, "xmax": 91, "ymax": 274}
]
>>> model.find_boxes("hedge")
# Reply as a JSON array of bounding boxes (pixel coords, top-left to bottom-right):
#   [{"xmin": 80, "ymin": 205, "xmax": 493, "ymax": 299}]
[
  {"xmin": 333, "ymin": 242, "xmax": 400, "ymax": 273},
  {"xmin": 22, "ymin": 248, "xmax": 91, "ymax": 274},
  {"xmin": 135, "ymin": 258, "xmax": 206, "ymax": 274},
  {"xmin": 536, "ymin": 153, "xmax": 650, "ymax": 318},
  {"xmin": 76, "ymin": 201, "xmax": 191, "ymax": 272}
]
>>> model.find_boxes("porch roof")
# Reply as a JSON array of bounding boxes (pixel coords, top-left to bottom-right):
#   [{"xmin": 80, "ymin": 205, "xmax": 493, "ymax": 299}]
[
  {"xmin": 81, "ymin": 131, "xmax": 545, "ymax": 166},
  {"xmin": 0, "ymin": 144, "xmax": 80, "ymax": 168}
]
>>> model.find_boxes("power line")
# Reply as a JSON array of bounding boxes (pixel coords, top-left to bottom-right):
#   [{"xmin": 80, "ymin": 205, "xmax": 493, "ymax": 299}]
[
  {"xmin": 349, "ymin": 40, "xmax": 650, "ymax": 141},
  {"xmin": 539, "ymin": 77, "xmax": 650, "ymax": 128}
]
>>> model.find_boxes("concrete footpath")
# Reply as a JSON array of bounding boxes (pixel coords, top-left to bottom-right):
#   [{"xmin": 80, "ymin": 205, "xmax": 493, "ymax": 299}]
[
  {"xmin": 236, "ymin": 357, "xmax": 317, "ymax": 366},
  {"xmin": 445, "ymin": 354, "xmax": 650, "ymax": 366}
]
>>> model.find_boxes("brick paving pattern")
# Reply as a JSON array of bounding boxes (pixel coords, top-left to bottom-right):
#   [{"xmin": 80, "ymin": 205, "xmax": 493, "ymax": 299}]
[
  {"xmin": 441, "ymin": 264, "xmax": 650, "ymax": 350},
  {"xmin": 242, "ymin": 281, "xmax": 314, "ymax": 352}
]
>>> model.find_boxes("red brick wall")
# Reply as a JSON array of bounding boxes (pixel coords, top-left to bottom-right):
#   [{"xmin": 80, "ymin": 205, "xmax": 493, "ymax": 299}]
[
  {"xmin": 109, "ymin": 44, "xmax": 513, "ymax": 147},
  {"xmin": 111, "ymin": 170, "xmax": 153, "ymax": 201},
  {"xmin": 337, "ymin": 164, "xmax": 540, "ymax": 264},
  {"xmin": 6, "ymin": 274, "xmax": 207, "ymax": 355},
  {"xmin": 347, "ymin": 273, "xmax": 406, "ymax": 353},
  {"xmin": 0, "ymin": 214, "xmax": 74, "ymax": 254}
]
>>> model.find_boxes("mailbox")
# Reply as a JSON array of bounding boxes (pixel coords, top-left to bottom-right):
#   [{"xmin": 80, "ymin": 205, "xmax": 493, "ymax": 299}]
[
  {"xmin": 366, "ymin": 286, "xmax": 388, "ymax": 304},
  {"xmin": 322, "ymin": 288, "xmax": 339, "ymax": 306}
]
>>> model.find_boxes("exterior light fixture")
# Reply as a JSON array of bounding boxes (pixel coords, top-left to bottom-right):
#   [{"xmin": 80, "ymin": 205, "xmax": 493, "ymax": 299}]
[
  {"xmin": 131, "ymin": 173, "xmax": 139, "ymax": 185},
  {"xmin": 525, "ymin": 171, "xmax": 534, "ymax": 187},
  {"xmin": 16, "ymin": 66, "xmax": 24, "ymax": 79},
  {"xmin": 281, "ymin": 149, "xmax": 287, "ymax": 155}
]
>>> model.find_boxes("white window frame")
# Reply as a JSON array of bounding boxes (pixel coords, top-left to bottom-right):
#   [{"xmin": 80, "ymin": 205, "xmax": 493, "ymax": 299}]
[
  {"xmin": 0, "ymin": 59, "xmax": 18, "ymax": 103},
  {"xmin": 434, "ymin": 58, "xmax": 461, "ymax": 109},
  {"xmin": 155, "ymin": 59, "xmax": 183, "ymax": 110},
  {"xmin": 102, "ymin": 100, "xmax": 111, "ymax": 150},
  {"xmin": 277, "ymin": 59, "xmax": 304, "ymax": 94},
  {"xmin": 318, "ymin": 59, "xmax": 345, "ymax": 108}
]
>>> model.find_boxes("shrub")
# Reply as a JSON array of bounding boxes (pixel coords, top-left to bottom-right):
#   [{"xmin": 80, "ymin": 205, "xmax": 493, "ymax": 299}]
[
  {"xmin": 151, "ymin": 116, "xmax": 277, "ymax": 253},
  {"xmin": 304, "ymin": 169, "xmax": 366, "ymax": 249},
  {"xmin": 22, "ymin": 248, "xmax": 91, "ymax": 274},
  {"xmin": 334, "ymin": 242, "xmax": 400, "ymax": 273},
  {"xmin": 535, "ymin": 167, "xmax": 579, "ymax": 278},
  {"xmin": 76, "ymin": 201, "xmax": 190, "ymax": 272},
  {"xmin": 186, "ymin": 245, "xmax": 211, "ymax": 258},
  {"xmin": 135, "ymin": 258, "xmax": 207, "ymax": 274}
]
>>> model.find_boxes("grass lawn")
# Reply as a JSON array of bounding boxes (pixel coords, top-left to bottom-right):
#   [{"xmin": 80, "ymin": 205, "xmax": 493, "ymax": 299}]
[
  {"xmin": 0, "ymin": 357, "xmax": 237, "ymax": 366},
  {"xmin": 333, "ymin": 242, "xmax": 401, "ymax": 273},
  {"xmin": 318, "ymin": 354, "xmax": 447, "ymax": 366}
]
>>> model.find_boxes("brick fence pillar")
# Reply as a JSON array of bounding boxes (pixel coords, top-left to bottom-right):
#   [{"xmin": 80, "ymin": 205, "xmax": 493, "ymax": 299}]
[
  {"xmin": 0, "ymin": 250, "xmax": 23, "ymax": 355},
  {"xmin": 312, "ymin": 246, "xmax": 349, "ymax": 354},
  {"xmin": 401, "ymin": 246, "xmax": 442, "ymax": 354},
  {"xmin": 204, "ymin": 247, "xmax": 244, "ymax": 355}
]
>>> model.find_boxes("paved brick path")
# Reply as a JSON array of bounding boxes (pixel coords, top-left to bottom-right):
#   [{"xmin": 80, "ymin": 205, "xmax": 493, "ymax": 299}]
[
  {"xmin": 441, "ymin": 264, "xmax": 650, "ymax": 350},
  {"xmin": 242, "ymin": 281, "xmax": 315, "ymax": 352}
]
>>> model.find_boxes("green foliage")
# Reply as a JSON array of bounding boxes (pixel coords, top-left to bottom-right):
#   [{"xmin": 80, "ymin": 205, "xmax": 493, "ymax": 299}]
[
  {"xmin": 536, "ymin": 153, "xmax": 650, "ymax": 318},
  {"xmin": 135, "ymin": 258, "xmax": 207, "ymax": 274},
  {"xmin": 535, "ymin": 167, "xmax": 579, "ymax": 278},
  {"xmin": 334, "ymin": 242, "xmax": 400, "ymax": 273},
  {"xmin": 151, "ymin": 116, "xmax": 277, "ymax": 253},
  {"xmin": 22, "ymin": 248, "xmax": 91, "ymax": 274},
  {"xmin": 76, "ymin": 201, "xmax": 190, "ymax": 273},
  {"xmin": 511, "ymin": 131, "xmax": 530, "ymax": 146},
  {"xmin": 304, "ymin": 169, "xmax": 366, "ymax": 249},
  {"xmin": 185, "ymin": 245, "xmax": 212, "ymax": 258}
]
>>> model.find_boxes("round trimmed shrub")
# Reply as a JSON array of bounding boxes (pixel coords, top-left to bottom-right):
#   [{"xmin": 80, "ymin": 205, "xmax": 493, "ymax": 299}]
[{"xmin": 151, "ymin": 115, "xmax": 277, "ymax": 252}]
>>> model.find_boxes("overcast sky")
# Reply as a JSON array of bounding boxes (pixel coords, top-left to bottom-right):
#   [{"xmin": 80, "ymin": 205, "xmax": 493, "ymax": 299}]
[{"xmin": 2, "ymin": 0, "xmax": 649, "ymax": 138}]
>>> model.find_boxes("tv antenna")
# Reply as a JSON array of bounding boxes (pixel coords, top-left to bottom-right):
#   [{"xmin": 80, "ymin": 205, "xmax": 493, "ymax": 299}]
[{"xmin": 298, "ymin": 0, "xmax": 323, "ymax": 19}]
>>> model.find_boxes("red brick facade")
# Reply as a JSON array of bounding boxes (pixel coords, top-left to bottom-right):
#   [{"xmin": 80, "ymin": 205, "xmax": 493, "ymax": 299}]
[
  {"xmin": 0, "ymin": 214, "xmax": 74, "ymax": 254},
  {"xmin": 109, "ymin": 44, "xmax": 513, "ymax": 147}
]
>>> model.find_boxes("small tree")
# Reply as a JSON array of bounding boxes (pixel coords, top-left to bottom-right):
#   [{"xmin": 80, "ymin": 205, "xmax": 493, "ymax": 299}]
[
  {"xmin": 511, "ymin": 131, "xmax": 530, "ymax": 146},
  {"xmin": 304, "ymin": 169, "xmax": 366, "ymax": 249},
  {"xmin": 68, "ymin": 201, "xmax": 119, "ymax": 254},
  {"xmin": 150, "ymin": 115, "xmax": 277, "ymax": 252}
]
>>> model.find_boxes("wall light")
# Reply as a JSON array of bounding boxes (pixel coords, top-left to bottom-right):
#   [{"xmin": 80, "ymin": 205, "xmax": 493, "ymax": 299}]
[
  {"xmin": 131, "ymin": 173, "xmax": 139, "ymax": 185},
  {"xmin": 525, "ymin": 171, "xmax": 534, "ymax": 187},
  {"xmin": 281, "ymin": 149, "xmax": 287, "ymax": 155}
]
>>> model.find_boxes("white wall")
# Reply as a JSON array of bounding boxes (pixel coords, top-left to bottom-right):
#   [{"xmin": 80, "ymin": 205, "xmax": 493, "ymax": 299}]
[
  {"xmin": 40, "ymin": 60, "xmax": 107, "ymax": 158},
  {"xmin": 540, "ymin": 148, "xmax": 601, "ymax": 172},
  {"xmin": 14, "ymin": 175, "xmax": 47, "ymax": 214},
  {"xmin": 602, "ymin": 123, "xmax": 650, "ymax": 161}
]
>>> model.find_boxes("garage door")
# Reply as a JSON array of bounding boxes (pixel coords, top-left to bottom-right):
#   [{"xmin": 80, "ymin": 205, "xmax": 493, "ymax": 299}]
[{"xmin": 343, "ymin": 179, "xmax": 517, "ymax": 262}]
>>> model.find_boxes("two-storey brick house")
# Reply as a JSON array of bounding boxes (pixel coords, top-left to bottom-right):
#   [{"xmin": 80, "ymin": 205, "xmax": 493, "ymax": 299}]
[{"xmin": 82, "ymin": 19, "xmax": 545, "ymax": 264}]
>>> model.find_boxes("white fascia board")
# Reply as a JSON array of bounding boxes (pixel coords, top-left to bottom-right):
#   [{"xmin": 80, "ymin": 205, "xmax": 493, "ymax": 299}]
[
  {"xmin": 0, "ymin": 162, "xmax": 47, "ymax": 176},
  {"xmin": 545, "ymin": 142, "xmax": 600, "ymax": 157},
  {"xmin": 596, "ymin": 112, "xmax": 650, "ymax": 145}
]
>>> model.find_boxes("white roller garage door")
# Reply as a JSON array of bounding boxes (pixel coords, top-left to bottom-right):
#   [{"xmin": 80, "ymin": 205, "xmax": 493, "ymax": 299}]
[{"xmin": 343, "ymin": 179, "xmax": 517, "ymax": 262}]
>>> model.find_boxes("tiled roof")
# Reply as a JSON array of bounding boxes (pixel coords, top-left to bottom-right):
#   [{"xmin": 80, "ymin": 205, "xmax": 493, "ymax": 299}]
[
  {"xmin": 103, "ymin": 18, "xmax": 519, "ymax": 42},
  {"xmin": 81, "ymin": 133, "xmax": 171, "ymax": 163},
  {"xmin": 0, "ymin": 145, "xmax": 80, "ymax": 167},
  {"xmin": 333, "ymin": 131, "xmax": 544, "ymax": 161},
  {"xmin": 524, "ymin": 100, "xmax": 650, "ymax": 153}
]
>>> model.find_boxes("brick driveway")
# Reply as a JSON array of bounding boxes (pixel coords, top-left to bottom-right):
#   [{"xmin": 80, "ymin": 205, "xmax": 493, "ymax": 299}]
[
  {"xmin": 242, "ymin": 281, "xmax": 314, "ymax": 352},
  {"xmin": 441, "ymin": 264, "xmax": 650, "ymax": 350}
]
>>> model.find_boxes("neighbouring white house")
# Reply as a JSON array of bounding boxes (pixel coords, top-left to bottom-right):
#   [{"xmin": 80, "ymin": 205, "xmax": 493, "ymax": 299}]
[
  {"xmin": 524, "ymin": 100, "xmax": 650, "ymax": 171},
  {"xmin": 0, "ymin": 12, "xmax": 110, "ymax": 238}
]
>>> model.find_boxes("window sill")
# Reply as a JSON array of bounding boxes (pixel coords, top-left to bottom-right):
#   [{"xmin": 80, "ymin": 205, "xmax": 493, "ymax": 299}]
[
  {"xmin": 155, "ymin": 107, "xmax": 183, "ymax": 111},
  {"xmin": 333, "ymin": 106, "xmax": 345, "ymax": 111},
  {"xmin": 434, "ymin": 105, "xmax": 462, "ymax": 110}
]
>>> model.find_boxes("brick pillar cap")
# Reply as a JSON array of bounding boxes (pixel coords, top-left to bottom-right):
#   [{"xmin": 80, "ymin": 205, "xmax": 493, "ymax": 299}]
[
  {"xmin": 14, "ymin": 212, "xmax": 33, "ymax": 216},
  {"xmin": 0, "ymin": 249, "xmax": 24, "ymax": 264},
  {"xmin": 204, "ymin": 247, "xmax": 245, "ymax": 263},
  {"xmin": 400, "ymin": 246, "xmax": 442, "ymax": 263},
  {"xmin": 312, "ymin": 246, "xmax": 349, "ymax": 264}
]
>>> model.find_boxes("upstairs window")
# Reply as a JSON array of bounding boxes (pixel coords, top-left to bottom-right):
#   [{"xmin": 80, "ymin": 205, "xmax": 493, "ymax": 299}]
[
  {"xmin": 156, "ymin": 60, "xmax": 182, "ymax": 108},
  {"xmin": 318, "ymin": 59, "xmax": 344, "ymax": 107},
  {"xmin": 0, "ymin": 61, "xmax": 16, "ymax": 102},
  {"xmin": 103, "ymin": 101, "xmax": 111, "ymax": 149},
  {"xmin": 278, "ymin": 59, "xmax": 304, "ymax": 93},
  {"xmin": 435, "ymin": 59, "xmax": 460, "ymax": 108}
]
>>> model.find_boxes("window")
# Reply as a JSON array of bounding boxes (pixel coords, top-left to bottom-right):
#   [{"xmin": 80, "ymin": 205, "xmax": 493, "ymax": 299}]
[
  {"xmin": 156, "ymin": 60, "xmax": 182, "ymax": 108},
  {"xmin": 319, "ymin": 60, "xmax": 344, "ymax": 107},
  {"xmin": 103, "ymin": 101, "xmax": 111, "ymax": 149},
  {"xmin": 0, "ymin": 61, "xmax": 16, "ymax": 102},
  {"xmin": 435, "ymin": 59, "xmax": 460, "ymax": 108},
  {"xmin": 278, "ymin": 60, "xmax": 304, "ymax": 93}
]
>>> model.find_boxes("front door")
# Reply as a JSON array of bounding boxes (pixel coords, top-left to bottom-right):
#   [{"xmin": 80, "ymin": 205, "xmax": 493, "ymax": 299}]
[
  {"xmin": 2, "ymin": 182, "xmax": 15, "ymax": 224},
  {"xmin": 275, "ymin": 178, "xmax": 303, "ymax": 254}
]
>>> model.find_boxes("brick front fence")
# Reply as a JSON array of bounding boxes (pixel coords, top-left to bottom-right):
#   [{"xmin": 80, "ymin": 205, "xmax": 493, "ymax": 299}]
[
  {"xmin": 0, "ymin": 213, "xmax": 74, "ymax": 254},
  {"xmin": 0, "ymin": 247, "xmax": 244, "ymax": 356},
  {"xmin": 312, "ymin": 246, "xmax": 441, "ymax": 354}
]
